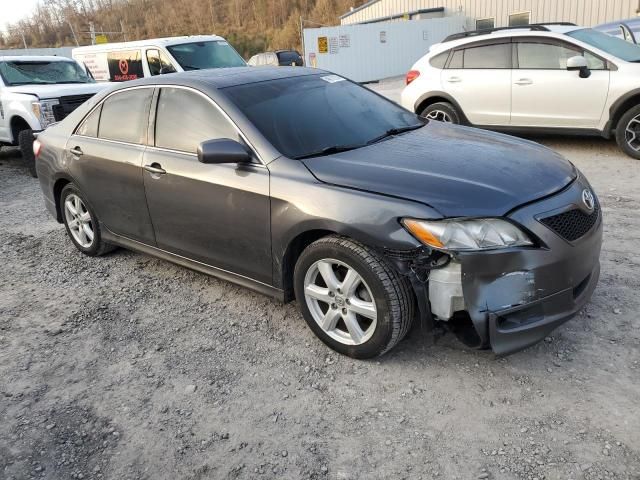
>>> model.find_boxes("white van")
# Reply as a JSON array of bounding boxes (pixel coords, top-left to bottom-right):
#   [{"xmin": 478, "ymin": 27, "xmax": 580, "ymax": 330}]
[{"xmin": 72, "ymin": 35, "xmax": 246, "ymax": 82}]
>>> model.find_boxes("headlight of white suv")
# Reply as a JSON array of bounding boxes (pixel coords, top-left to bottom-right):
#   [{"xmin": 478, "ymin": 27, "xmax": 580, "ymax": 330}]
[
  {"xmin": 402, "ymin": 218, "xmax": 533, "ymax": 251},
  {"xmin": 31, "ymin": 99, "xmax": 59, "ymax": 128}
]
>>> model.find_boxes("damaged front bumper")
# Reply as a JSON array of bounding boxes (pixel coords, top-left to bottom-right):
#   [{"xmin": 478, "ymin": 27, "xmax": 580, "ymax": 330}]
[{"xmin": 457, "ymin": 176, "xmax": 603, "ymax": 355}]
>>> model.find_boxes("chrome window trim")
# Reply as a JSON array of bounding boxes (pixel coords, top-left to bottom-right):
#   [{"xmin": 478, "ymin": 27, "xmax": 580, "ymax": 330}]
[{"xmin": 72, "ymin": 83, "xmax": 265, "ymax": 165}]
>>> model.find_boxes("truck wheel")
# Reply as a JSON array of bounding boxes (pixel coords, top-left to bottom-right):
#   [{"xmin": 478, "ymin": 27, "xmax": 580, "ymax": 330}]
[
  {"xmin": 420, "ymin": 102, "xmax": 461, "ymax": 124},
  {"xmin": 616, "ymin": 105, "xmax": 640, "ymax": 160},
  {"xmin": 18, "ymin": 129, "xmax": 37, "ymax": 177},
  {"xmin": 294, "ymin": 235, "xmax": 414, "ymax": 359}
]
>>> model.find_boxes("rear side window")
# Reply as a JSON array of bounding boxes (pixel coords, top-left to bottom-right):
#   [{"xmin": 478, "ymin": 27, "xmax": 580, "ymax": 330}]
[
  {"xmin": 76, "ymin": 105, "xmax": 101, "ymax": 137},
  {"xmin": 463, "ymin": 43, "xmax": 511, "ymax": 68},
  {"xmin": 107, "ymin": 50, "xmax": 144, "ymax": 81},
  {"xmin": 154, "ymin": 87, "xmax": 238, "ymax": 153},
  {"xmin": 449, "ymin": 50, "xmax": 463, "ymax": 68},
  {"xmin": 430, "ymin": 51, "xmax": 449, "ymax": 69},
  {"xmin": 99, "ymin": 88, "xmax": 153, "ymax": 144}
]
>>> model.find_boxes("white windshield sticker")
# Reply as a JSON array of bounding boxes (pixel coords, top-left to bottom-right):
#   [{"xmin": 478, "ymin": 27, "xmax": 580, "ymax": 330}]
[{"xmin": 321, "ymin": 75, "xmax": 345, "ymax": 83}]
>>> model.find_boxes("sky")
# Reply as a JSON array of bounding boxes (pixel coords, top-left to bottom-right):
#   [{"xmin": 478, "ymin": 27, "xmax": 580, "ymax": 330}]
[{"xmin": 1, "ymin": 0, "xmax": 40, "ymax": 33}]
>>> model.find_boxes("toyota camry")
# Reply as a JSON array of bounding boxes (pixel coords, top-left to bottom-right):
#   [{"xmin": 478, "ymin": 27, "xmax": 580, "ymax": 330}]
[{"xmin": 35, "ymin": 67, "xmax": 602, "ymax": 358}]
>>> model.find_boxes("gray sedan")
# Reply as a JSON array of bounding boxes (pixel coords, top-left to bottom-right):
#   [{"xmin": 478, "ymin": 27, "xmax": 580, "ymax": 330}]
[{"xmin": 34, "ymin": 67, "xmax": 602, "ymax": 358}]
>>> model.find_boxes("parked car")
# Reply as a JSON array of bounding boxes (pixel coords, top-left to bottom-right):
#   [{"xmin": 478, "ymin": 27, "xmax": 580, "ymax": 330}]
[
  {"xmin": 72, "ymin": 35, "xmax": 246, "ymax": 82},
  {"xmin": 401, "ymin": 23, "xmax": 640, "ymax": 159},
  {"xmin": 35, "ymin": 67, "xmax": 602, "ymax": 358},
  {"xmin": 593, "ymin": 18, "xmax": 640, "ymax": 44},
  {"xmin": 0, "ymin": 55, "xmax": 108, "ymax": 177},
  {"xmin": 247, "ymin": 50, "xmax": 303, "ymax": 67}
]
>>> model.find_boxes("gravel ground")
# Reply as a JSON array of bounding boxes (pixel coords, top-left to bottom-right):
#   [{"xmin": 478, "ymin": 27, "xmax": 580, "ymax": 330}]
[{"xmin": 1, "ymin": 110, "xmax": 640, "ymax": 479}]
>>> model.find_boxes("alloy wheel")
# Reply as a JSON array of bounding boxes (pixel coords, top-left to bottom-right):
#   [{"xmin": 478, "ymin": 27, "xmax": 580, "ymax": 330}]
[
  {"xmin": 303, "ymin": 258, "xmax": 377, "ymax": 345},
  {"xmin": 64, "ymin": 193, "xmax": 94, "ymax": 248},
  {"xmin": 425, "ymin": 110, "xmax": 453, "ymax": 123},
  {"xmin": 625, "ymin": 115, "xmax": 640, "ymax": 152}
]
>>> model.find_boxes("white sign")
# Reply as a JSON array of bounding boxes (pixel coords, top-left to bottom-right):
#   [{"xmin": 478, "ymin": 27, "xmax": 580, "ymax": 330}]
[
  {"xmin": 339, "ymin": 34, "xmax": 351, "ymax": 48},
  {"xmin": 329, "ymin": 36, "xmax": 339, "ymax": 54}
]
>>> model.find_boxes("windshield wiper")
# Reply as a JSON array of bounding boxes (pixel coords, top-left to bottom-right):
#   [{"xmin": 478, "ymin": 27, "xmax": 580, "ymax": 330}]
[
  {"xmin": 8, "ymin": 81, "xmax": 55, "ymax": 85},
  {"xmin": 55, "ymin": 80, "xmax": 91, "ymax": 84},
  {"xmin": 366, "ymin": 123, "xmax": 425, "ymax": 145},
  {"xmin": 293, "ymin": 144, "xmax": 365, "ymax": 160},
  {"xmin": 181, "ymin": 64, "xmax": 201, "ymax": 70}
]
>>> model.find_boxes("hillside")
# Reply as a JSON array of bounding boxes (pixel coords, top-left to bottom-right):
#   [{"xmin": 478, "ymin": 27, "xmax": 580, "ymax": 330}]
[{"xmin": 0, "ymin": 0, "xmax": 367, "ymax": 58}]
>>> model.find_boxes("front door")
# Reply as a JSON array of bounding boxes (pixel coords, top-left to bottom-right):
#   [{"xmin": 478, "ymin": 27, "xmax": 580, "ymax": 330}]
[
  {"xmin": 510, "ymin": 39, "xmax": 610, "ymax": 128},
  {"xmin": 65, "ymin": 87, "xmax": 156, "ymax": 243},
  {"xmin": 142, "ymin": 86, "xmax": 272, "ymax": 284}
]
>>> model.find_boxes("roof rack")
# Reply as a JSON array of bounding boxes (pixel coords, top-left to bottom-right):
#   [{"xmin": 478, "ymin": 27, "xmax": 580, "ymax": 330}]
[{"xmin": 442, "ymin": 22, "xmax": 578, "ymax": 43}]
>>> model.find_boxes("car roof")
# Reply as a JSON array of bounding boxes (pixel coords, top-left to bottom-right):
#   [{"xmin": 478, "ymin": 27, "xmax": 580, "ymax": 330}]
[
  {"xmin": 110, "ymin": 66, "xmax": 324, "ymax": 90},
  {"xmin": 430, "ymin": 25, "xmax": 587, "ymax": 53},
  {"xmin": 72, "ymin": 35, "xmax": 226, "ymax": 52},
  {"xmin": 0, "ymin": 55, "xmax": 75, "ymax": 62}
]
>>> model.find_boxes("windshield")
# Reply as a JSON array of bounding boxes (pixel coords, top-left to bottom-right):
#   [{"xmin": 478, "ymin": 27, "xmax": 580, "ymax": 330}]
[
  {"xmin": 167, "ymin": 40, "xmax": 246, "ymax": 70},
  {"xmin": 567, "ymin": 28, "xmax": 640, "ymax": 61},
  {"xmin": 223, "ymin": 74, "xmax": 423, "ymax": 159},
  {"xmin": 0, "ymin": 60, "xmax": 94, "ymax": 85}
]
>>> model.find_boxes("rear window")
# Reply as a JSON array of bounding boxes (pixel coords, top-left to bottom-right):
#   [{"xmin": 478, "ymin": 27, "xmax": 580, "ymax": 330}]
[
  {"xmin": 99, "ymin": 88, "xmax": 152, "ymax": 144},
  {"xmin": 430, "ymin": 51, "xmax": 449, "ymax": 69}
]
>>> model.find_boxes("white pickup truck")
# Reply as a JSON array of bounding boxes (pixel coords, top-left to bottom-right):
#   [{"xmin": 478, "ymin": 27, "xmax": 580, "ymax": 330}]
[{"xmin": 0, "ymin": 56, "xmax": 109, "ymax": 176}]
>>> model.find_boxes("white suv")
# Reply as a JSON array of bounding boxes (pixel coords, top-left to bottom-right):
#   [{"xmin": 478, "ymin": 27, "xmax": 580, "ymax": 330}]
[
  {"xmin": 401, "ymin": 23, "xmax": 640, "ymax": 159},
  {"xmin": 0, "ymin": 56, "xmax": 108, "ymax": 176}
]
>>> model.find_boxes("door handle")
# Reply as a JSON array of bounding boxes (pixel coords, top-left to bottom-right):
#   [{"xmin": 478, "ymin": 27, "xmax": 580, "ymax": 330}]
[
  {"xmin": 446, "ymin": 76, "xmax": 462, "ymax": 83},
  {"xmin": 515, "ymin": 78, "xmax": 533, "ymax": 86},
  {"xmin": 70, "ymin": 146, "xmax": 83, "ymax": 156},
  {"xmin": 144, "ymin": 163, "xmax": 166, "ymax": 175}
]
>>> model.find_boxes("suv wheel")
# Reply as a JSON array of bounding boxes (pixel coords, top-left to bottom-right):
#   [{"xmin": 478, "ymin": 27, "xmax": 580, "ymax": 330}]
[
  {"xmin": 18, "ymin": 129, "xmax": 37, "ymax": 177},
  {"xmin": 420, "ymin": 102, "xmax": 461, "ymax": 124},
  {"xmin": 616, "ymin": 105, "xmax": 640, "ymax": 159},
  {"xmin": 60, "ymin": 184, "xmax": 116, "ymax": 256},
  {"xmin": 293, "ymin": 235, "xmax": 414, "ymax": 358}
]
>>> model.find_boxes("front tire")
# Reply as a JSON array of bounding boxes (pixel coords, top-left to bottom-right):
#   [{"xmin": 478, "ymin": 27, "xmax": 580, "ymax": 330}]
[
  {"xmin": 616, "ymin": 105, "xmax": 640, "ymax": 159},
  {"xmin": 18, "ymin": 129, "xmax": 37, "ymax": 177},
  {"xmin": 294, "ymin": 235, "xmax": 414, "ymax": 359},
  {"xmin": 60, "ymin": 184, "xmax": 116, "ymax": 256},
  {"xmin": 420, "ymin": 102, "xmax": 461, "ymax": 124}
]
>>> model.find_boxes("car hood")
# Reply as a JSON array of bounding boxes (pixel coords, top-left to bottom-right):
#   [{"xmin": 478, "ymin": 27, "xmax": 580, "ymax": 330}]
[
  {"xmin": 302, "ymin": 122, "xmax": 576, "ymax": 217},
  {"xmin": 6, "ymin": 82, "xmax": 109, "ymax": 100}
]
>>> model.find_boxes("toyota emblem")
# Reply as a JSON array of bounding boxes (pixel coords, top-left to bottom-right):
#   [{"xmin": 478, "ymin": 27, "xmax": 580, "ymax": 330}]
[{"xmin": 582, "ymin": 189, "xmax": 595, "ymax": 211}]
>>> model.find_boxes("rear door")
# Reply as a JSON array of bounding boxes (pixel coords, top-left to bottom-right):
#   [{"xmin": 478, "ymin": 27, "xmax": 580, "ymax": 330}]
[
  {"xmin": 142, "ymin": 86, "xmax": 272, "ymax": 284},
  {"xmin": 510, "ymin": 38, "xmax": 610, "ymax": 128},
  {"xmin": 65, "ymin": 87, "xmax": 156, "ymax": 243},
  {"xmin": 441, "ymin": 40, "xmax": 512, "ymax": 125}
]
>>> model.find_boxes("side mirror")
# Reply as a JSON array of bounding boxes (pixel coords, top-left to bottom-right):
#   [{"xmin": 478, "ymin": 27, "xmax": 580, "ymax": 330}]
[
  {"xmin": 567, "ymin": 55, "xmax": 591, "ymax": 78},
  {"xmin": 197, "ymin": 138, "xmax": 252, "ymax": 164}
]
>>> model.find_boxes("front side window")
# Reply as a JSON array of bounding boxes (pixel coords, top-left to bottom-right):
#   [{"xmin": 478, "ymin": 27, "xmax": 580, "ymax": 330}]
[
  {"xmin": 99, "ymin": 88, "xmax": 153, "ymax": 144},
  {"xmin": 223, "ymin": 74, "xmax": 422, "ymax": 159},
  {"xmin": 463, "ymin": 43, "xmax": 511, "ymax": 69},
  {"xmin": 518, "ymin": 42, "xmax": 579, "ymax": 69},
  {"xmin": 146, "ymin": 49, "xmax": 176, "ymax": 76},
  {"xmin": 0, "ymin": 60, "xmax": 94, "ymax": 86},
  {"xmin": 166, "ymin": 41, "xmax": 246, "ymax": 70},
  {"xmin": 567, "ymin": 28, "xmax": 640, "ymax": 62},
  {"xmin": 76, "ymin": 105, "xmax": 101, "ymax": 137},
  {"xmin": 155, "ymin": 87, "xmax": 239, "ymax": 153}
]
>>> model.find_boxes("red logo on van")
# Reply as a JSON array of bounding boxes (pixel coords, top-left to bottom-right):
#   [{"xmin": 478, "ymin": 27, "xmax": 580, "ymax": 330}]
[{"xmin": 118, "ymin": 59, "xmax": 129, "ymax": 75}]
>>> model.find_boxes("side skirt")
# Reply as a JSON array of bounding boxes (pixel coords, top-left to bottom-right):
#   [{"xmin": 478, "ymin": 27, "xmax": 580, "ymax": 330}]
[
  {"xmin": 474, "ymin": 125, "xmax": 609, "ymax": 138},
  {"xmin": 101, "ymin": 228, "xmax": 285, "ymax": 302}
]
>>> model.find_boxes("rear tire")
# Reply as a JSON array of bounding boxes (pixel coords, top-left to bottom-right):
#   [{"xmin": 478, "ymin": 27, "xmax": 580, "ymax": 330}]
[
  {"xmin": 420, "ymin": 102, "xmax": 461, "ymax": 124},
  {"xmin": 294, "ymin": 235, "xmax": 414, "ymax": 359},
  {"xmin": 60, "ymin": 184, "xmax": 116, "ymax": 256},
  {"xmin": 615, "ymin": 104, "xmax": 640, "ymax": 159},
  {"xmin": 18, "ymin": 129, "xmax": 37, "ymax": 177}
]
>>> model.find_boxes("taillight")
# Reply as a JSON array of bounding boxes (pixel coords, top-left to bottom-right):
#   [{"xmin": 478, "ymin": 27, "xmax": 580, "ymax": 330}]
[
  {"xmin": 33, "ymin": 139, "xmax": 42, "ymax": 158},
  {"xmin": 406, "ymin": 70, "xmax": 420, "ymax": 85}
]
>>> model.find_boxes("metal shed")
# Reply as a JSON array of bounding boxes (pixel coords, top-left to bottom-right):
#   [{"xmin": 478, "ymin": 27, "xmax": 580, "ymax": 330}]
[
  {"xmin": 341, "ymin": 0, "xmax": 640, "ymax": 29},
  {"xmin": 303, "ymin": 15, "xmax": 466, "ymax": 82}
]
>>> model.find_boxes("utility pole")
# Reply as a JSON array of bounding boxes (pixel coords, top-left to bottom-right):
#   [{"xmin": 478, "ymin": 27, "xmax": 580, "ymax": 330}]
[
  {"xmin": 19, "ymin": 31, "xmax": 28, "ymax": 49},
  {"xmin": 89, "ymin": 22, "xmax": 96, "ymax": 45},
  {"xmin": 120, "ymin": 20, "xmax": 127, "ymax": 41},
  {"xmin": 67, "ymin": 20, "xmax": 80, "ymax": 46}
]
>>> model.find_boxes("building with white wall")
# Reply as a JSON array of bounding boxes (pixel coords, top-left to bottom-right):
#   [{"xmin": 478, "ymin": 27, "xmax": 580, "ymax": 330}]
[{"xmin": 340, "ymin": 0, "xmax": 640, "ymax": 29}]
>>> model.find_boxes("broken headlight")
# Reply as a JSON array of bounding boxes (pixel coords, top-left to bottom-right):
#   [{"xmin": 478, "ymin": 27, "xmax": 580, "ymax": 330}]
[{"xmin": 402, "ymin": 218, "xmax": 533, "ymax": 251}]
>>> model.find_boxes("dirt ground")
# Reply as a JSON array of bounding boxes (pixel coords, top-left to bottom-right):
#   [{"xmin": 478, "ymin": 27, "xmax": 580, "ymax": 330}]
[{"xmin": 1, "ymin": 114, "xmax": 639, "ymax": 479}]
